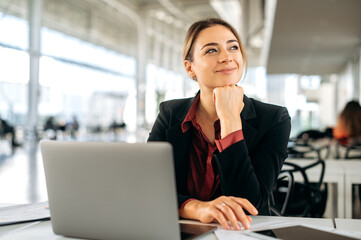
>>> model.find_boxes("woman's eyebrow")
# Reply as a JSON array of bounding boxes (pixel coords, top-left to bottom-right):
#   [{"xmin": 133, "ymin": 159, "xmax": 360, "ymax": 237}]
[
  {"xmin": 227, "ymin": 39, "xmax": 239, "ymax": 44},
  {"xmin": 201, "ymin": 42, "xmax": 218, "ymax": 50},
  {"xmin": 200, "ymin": 39, "xmax": 239, "ymax": 50}
]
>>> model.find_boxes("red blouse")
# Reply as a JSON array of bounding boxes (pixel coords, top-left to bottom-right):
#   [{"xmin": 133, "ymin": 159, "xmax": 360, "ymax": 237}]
[{"xmin": 180, "ymin": 95, "xmax": 244, "ymax": 207}]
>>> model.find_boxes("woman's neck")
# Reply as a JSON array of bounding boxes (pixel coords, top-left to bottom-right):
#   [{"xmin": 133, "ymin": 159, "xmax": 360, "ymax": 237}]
[{"xmin": 198, "ymin": 90, "xmax": 218, "ymax": 122}]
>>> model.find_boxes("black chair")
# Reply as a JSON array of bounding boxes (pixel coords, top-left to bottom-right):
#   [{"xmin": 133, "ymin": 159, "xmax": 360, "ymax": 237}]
[
  {"xmin": 345, "ymin": 144, "xmax": 361, "ymax": 159},
  {"xmin": 270, "ymin": 171, "xmax": 294, "ymax": 216},
  {"xmin": 335, "ymin": 141, "xmax": 361, "ymax": 159},
  {"xmin": 271, "ymin": 160, "xmax": 328, "ymax": 217}
]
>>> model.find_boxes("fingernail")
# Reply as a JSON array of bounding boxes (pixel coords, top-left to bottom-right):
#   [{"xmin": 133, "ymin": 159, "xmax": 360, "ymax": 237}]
[{"xmin": 246, "ymin": 222, "xmax": 250, "ymax": 229}]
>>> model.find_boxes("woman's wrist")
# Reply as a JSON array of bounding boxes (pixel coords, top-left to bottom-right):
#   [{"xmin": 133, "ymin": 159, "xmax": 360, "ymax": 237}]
[
  {"xmin": 179, "ymin": 199, "xmax": 202, "ymax": 220},
  {"xmin": 220, "ymin": 117, "xmax": 242, "ymax": 138}
]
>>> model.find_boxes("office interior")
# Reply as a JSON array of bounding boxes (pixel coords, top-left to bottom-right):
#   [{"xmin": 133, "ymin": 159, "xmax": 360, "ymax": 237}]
[{"xmin": 0, "ymin": 0, "xmax": 361, "ymax": 221}]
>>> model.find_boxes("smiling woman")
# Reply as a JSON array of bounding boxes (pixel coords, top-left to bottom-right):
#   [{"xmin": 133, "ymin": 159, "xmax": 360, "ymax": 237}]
[{"xmin": 147, "ymin": 18, "xmax": 291, "ymax": 231}]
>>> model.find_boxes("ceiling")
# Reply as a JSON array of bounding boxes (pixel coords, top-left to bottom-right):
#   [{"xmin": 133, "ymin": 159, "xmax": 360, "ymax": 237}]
[
  {"xmin": 1, "ymin": 0, "xmax": 360, "ymax": 76},
  {"xmin": 267, "ymin": 0, "xmax": 361, "ymax": 75}
]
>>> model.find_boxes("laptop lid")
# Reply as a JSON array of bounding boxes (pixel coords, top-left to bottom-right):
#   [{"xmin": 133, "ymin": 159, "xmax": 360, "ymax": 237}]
[{"xmin": 40, "ymin": 140, "xmax": 181, "ymax": 240}]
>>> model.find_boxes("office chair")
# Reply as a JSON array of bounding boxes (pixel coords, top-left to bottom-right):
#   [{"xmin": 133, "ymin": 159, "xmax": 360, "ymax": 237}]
[
  {"xmin": 271, "ymin": 160, "xmax": 328, "ymax": 217},
  {"xmin": 270, "ymin": 171, "xmax": 294, "ymax": 216},
  {"xmin": 345, "ymin": 144, "xmax": 361, "ymax": 159},
  {"xmin": 335, "ymin": 140, "xmax": 361, "ymax": 159}
]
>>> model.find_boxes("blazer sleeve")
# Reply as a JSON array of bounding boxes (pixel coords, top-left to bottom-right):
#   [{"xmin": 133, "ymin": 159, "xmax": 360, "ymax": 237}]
[
  {"xmin": 147, "ymin": 102, "xmax": 194, "ymax": 208},
  {"xmin": 148, "ymin": 102, "xmax": 168, "ymax": 142},
  {"xmin": 214, "ymin": 106, "xmax": 291, "ymax": 214}
]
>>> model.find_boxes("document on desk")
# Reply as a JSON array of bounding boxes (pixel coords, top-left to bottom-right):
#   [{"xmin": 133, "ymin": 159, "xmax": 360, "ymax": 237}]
[
  {"xmin": 215, "ymin": 221, "xmax": 286, "ymax": 239},
  {"xmin": 215, "ymin": 221, "xmax": 361, "ymax": 240},
  {"xmin": 0, "ymin": 201, "xmax": 50, "ymax": 226}
]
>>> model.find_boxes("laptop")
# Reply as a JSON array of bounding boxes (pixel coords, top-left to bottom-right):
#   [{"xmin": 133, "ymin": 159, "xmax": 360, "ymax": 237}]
[{"xmin": 40, "ymin": 140, "xmax": 216, "ymax": 240}]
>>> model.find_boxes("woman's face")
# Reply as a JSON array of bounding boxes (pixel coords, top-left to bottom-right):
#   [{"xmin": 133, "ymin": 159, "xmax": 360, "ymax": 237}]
[{"xmin": 185, "ymin": 25, "xmax": 244, "ymax": 90}]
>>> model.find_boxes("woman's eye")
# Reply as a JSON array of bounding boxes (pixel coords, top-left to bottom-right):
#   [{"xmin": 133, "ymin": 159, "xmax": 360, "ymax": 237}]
[
  {"xmin": 206, "ymin": 48, "xmax": 217, "ymax": 54},
  {"xmin": 230, "ymin": 45, "xmax": 239, "ymax": 50}
]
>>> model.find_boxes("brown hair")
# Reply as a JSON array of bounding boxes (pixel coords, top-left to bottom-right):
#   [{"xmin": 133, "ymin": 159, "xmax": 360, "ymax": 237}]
[
  {"xmin": 182, "ymin": 18, "xmax": 248, "ymax": 70},
  {"xmin": 339, "ymin": 100, "xmax": 361, "ymax": 137}
]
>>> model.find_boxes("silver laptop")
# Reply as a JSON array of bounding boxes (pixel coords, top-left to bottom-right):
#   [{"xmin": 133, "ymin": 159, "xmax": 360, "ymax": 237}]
[{"xmin": 40, "ymin": 140, "xmax": 216, "ymax": 240}]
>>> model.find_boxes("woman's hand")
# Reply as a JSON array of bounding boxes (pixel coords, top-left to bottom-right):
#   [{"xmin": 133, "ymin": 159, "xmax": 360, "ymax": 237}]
[
  {"xmin": 213, "ymin": 85, "xmax": 244, "ymax": 138},
  {"xmin": 180, "ymin": 196, "xmax": 258, "ymax": 230}
]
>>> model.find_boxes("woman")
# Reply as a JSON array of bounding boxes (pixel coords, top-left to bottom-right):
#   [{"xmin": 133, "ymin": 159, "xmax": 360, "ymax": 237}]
[
  {"xmin": 148, "ymin": 18, "xmax": 291, "ymax": 230},
  {"xmin": 333, "ymin": 100, "xmax": 361, "ymax": 145}
]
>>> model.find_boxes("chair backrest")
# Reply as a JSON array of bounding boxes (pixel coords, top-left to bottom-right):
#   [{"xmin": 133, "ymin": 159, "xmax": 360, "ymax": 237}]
[
  {"xmin": 270, "ymin": 171, "xmax": 294, "ymax": 216},
  {"xmin": 336, "ymin": 141, "xmax": 361, "ymax": 159},
  {"xmin": 271, "ymin": 160, "xmax": 328, "ymax": 217}
]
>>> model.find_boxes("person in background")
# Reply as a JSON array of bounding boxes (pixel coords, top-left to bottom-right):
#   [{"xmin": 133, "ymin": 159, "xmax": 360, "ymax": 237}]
[
  {"xmin": 68, "ymin": 115, "xmax": 80, "ymax": 139},
  {"xmin": 0, "ymin": 115, "xmax": 21, "ymax": 148},
  {"xmin": 333, "ymin": 100, "xmax": 361, "ymax": 145},
  {"xmin": 43, "ymin": 116, "xmax": 58, "ymax": 140},
  {"xmin": 147, "ymin": 18, "xmax": 291, "ymax": 230}
]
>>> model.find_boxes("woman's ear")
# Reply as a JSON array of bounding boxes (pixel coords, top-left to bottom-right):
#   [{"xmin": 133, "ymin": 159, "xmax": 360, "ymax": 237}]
[{"xmin": 184, "ymin": 60, "xmax": 194, "ymax": 79}]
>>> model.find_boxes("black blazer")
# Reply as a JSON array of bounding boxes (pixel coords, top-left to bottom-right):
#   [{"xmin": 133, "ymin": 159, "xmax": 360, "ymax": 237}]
[{"xmin": 147, "ymin": 93, "xmax": 291, "ymax": 215}]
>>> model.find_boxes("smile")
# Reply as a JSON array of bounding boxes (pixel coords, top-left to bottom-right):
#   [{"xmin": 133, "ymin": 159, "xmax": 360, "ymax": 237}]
[{"xmin": 216, "ymin": 68, "xmax": 236, "ymax": 74}]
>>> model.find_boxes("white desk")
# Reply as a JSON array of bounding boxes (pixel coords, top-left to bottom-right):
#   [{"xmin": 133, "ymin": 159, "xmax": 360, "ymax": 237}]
[
  {"xmin": 342, "ymin": 161, "xmax": 361, "ymax": 218},
  {"xmin": 335, "ymin": 218, "xmax": 361, "ymax": 232},
  {"xmin": 0, "ymin": 216, "xmax": 334, "ymax": 240},
  {"xmin": 251, "ymin": 215, "xmax": 334, "ymax": 228},
  {"xmin": 284, "ymin": 159, "xmax": 345, "ymax": 218}
]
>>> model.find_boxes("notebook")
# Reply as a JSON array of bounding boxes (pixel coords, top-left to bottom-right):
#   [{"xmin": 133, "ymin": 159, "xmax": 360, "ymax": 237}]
[{"xmin": 40, "ymin": 140, "xmax": 216, "ymax": 240}]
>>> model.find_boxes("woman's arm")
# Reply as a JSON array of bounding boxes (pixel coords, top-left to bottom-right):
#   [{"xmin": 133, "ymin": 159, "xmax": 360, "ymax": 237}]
[
  {"xmin": 215, "ymin": 106, "xmax": 291, "ymax": 211},
  {"xmin": 147, "ymin": 102, "xmax": 196, "ymax": 209},
  {"xmin": 180, "ymin": 106, "xmax": 290, "ymax": 229}
]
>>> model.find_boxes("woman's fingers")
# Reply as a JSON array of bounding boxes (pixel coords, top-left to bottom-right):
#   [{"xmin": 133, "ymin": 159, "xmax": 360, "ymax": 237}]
[
  {"xmin": 232, "ymin": 197, "xmax": 258, "ymax": 216},
  {"xmin": 212, "ymin": 208, "xmax": 231, "ymax": 230},
  {"xmin": 213, "ymin": 85, "xmax": 244, "ymax": 118},
  {"xmin": 224, "ymin": 200, "xmax": 250, "ymax": 229},
  {"xmin": 217, "ymin": 203, "xmax": 242, "ymax": 230},
  {"xmin": 215, "ymin": 197, "xmax": 258, "ymax": 230},
  {"xmin": 197, "ymin": 197, "xmax": 257, "ymax": 230}
]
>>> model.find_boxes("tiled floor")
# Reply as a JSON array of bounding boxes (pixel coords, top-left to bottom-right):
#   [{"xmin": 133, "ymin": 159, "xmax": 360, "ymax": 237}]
[
  {"xmin": 0, "ymin": 134, "xmax": 360, "ymax": 219},
  {"xmin": 0, "ymin": 140, "xmax": 47, "ymax": 204}
]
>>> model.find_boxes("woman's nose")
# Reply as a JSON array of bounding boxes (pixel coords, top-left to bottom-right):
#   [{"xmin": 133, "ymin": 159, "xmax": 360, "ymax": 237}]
[{"xmin": 218, "ymin": 50, "xmax": 233, "ymax": 63}]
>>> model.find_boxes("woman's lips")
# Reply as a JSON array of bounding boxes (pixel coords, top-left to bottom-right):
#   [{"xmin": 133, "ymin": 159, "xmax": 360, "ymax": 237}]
[{"xmin": 216, "ymin": 68, "xmax": 236, "ymax": 74}]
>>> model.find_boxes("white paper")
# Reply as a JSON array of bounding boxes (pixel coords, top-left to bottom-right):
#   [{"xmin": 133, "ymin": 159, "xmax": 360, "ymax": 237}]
[
  {"xmin": 215, "ymin": 221, "xmax": 361, "ymax": 240},
  {"xmin": 215, "ymin": 221, "xmax": 288, "ymax": 240}
]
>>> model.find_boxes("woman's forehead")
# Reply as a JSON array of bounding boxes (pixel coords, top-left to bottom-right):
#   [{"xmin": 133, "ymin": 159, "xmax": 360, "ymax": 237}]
[{"xmin": 194, "ymin": 25, "xmax": 237, "ymax": 47}]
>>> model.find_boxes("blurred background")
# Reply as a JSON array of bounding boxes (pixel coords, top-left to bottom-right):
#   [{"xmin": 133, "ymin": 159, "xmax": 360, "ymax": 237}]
[{"xmin": 0, "ymin": 0, "xmax": 360, "ymax": 218}]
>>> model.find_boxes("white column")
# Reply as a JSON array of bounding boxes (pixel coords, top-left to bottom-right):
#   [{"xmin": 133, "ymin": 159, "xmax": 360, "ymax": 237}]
[
  {"xmin": 136, "ymin": 15, "xmax": 147, "ymax": 130},
  {"xmin": 27, "ymin": 0, "xmax": 42, "ymax": 139}
]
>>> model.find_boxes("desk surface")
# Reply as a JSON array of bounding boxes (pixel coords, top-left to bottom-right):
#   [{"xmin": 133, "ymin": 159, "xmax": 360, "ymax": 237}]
[
  {"xmin": 335, "ymin": 218, "xmax": 361, "ymax": 232},
  {"xmin": 0, "ymin": 216, "xmax": 335, "ymax": 240}
]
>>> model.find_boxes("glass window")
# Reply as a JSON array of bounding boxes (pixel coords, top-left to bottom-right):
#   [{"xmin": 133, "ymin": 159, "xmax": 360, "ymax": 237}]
[
  {"xmin": 0, "ymin": 13, "xmax": 28, "ymax": 50},
  {"xmin": 41, "ymin": 28, "xmax": 136, "ymax": 76}
]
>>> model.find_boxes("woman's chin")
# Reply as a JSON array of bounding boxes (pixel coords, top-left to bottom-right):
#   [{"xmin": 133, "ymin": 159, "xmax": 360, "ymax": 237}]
[{"xmin": 218, "ymin": 79, "xmax": 240, "ymax": 87}]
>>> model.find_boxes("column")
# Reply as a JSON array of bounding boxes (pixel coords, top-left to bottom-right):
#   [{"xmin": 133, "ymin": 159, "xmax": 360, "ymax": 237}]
[
  {"xmin": 27, "ymin": 0, "xmax": 42, "ymax": 139},
  {"xmin": 136, "ymin": 14, "xmax": 147, "ymax": 130}
]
